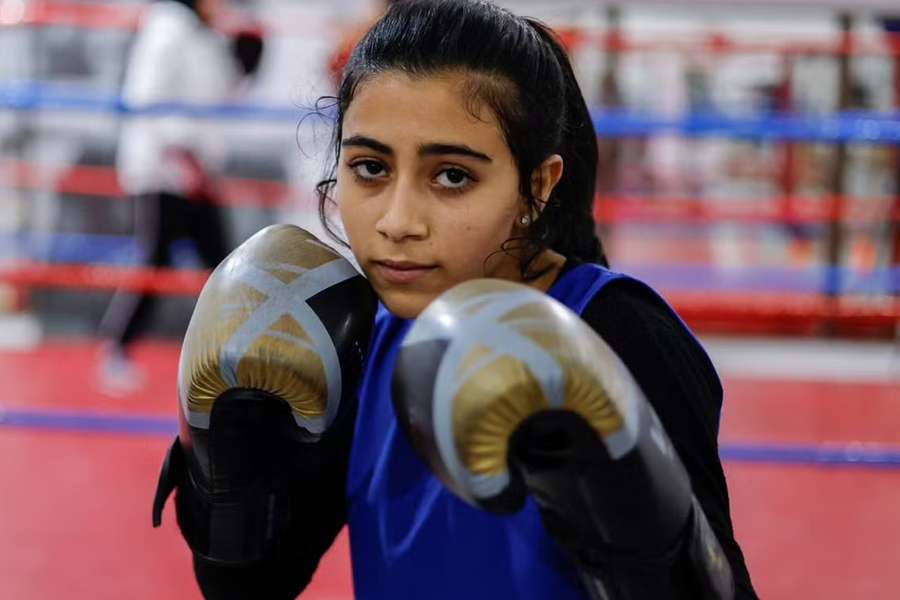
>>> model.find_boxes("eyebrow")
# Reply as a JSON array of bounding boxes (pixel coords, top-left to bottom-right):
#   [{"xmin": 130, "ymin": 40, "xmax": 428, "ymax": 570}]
[
  {"xmin": 341, "ymin": 135, "xmax": 393, "ymax": 155},
  {"xmin": 340, "ymin": 135, "xmax": 493, "ymax": 163},
  {"xmin": 419, "ymin": 143, "xmax": 492, "ymax": 163}
]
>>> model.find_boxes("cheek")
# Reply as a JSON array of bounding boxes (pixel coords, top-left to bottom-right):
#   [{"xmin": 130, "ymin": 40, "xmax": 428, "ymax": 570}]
[
  {"xmin": 447, "ymin": 212, "xmax": 509, "ymax": 249},
  {"xmin": 438, "ymin": 195, "xmax": 518, "ymax": 269}
]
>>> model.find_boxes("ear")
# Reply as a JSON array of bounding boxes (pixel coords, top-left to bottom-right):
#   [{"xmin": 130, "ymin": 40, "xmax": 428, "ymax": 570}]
[{"xmin": 529, "ymin": 154, "xmax": 564, "ymax": 213}]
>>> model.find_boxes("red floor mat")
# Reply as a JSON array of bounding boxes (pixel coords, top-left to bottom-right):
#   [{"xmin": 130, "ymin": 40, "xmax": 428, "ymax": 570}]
[{"xmin": 1, "ymin": 339, "xmax": 897, "ymax": 598}]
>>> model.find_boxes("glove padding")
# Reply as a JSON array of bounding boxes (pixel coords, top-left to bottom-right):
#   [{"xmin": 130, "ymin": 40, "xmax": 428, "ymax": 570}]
[
  {"xmin": 153, "ymin": 225, "xmax": 376, "ymax": 583},
  {"xmin": 392, "ymin": 278, "xmax": 733, "ymax": 600}
]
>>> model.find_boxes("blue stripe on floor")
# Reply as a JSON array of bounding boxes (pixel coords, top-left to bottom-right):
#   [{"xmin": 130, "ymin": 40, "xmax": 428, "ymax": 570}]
[
  {"xmin": 719, "ymin": 443, "xmax": 900, "ymax": 468},
  {"xmin": 2, "ymin": 407, "xmax": 899, "ymax": 469},
  {"xmin": 0, "ymin": 408, "xmax": 176, "ymax": 435}
]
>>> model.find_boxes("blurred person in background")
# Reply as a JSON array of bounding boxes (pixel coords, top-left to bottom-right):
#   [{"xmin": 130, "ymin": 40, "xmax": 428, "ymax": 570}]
[{"xmin": 97, "ymin": 0, "xmax": 264, "ymax": 394}]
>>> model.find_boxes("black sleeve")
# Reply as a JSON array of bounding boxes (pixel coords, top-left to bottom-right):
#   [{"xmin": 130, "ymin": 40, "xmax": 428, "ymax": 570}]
[
  {"xmin": 191, "ymin": 472, "xmax": 347, "ymax": 600},
  {"xmin": 580, "ymin": 278, "xmax": 757, "ymax": 599}
]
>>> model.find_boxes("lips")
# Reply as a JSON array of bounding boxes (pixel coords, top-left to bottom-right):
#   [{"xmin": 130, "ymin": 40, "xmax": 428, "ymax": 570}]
[{"xmin": 371, "ymin": 259, "xmax": 437, "ymax": 284}]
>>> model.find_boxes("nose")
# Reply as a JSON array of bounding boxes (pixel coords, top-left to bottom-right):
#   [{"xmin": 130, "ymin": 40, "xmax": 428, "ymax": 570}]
[{"xmin": 374, "ymin": 176, "xmax": 428, "ymax": 243}]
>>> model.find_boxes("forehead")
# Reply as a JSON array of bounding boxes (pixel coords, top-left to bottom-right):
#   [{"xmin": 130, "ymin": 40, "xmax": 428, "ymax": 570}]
[{"xmin": 342, "ymin": 71, "xmax": 507, "ymax": 152}]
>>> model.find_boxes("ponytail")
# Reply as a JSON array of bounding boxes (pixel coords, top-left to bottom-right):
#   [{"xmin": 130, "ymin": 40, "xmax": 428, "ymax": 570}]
[{"xmin": 525, "ymin": 20, "xmax": 608, "ymax": 267}]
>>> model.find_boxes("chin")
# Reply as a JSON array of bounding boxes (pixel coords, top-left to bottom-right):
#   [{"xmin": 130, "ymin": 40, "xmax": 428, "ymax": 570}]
[{"xmin": 378, "ymin": 290, "xmax": 432, "ymax": 320}]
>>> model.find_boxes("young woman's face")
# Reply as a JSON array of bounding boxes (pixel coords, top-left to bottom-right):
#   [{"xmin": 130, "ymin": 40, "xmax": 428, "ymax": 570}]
[{"xmin": 337, "ymin": 71, "xmax": 535, "ymax": 319}]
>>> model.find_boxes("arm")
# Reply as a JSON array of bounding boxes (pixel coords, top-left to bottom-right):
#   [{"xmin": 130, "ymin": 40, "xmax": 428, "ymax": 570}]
[
  {"xmin": 153, "ymin": 225, "xmax": 377, "ymax": 599},
  {"xmin": 580, "ymin": 279, "xmax": 757, "ymax": 599},
  {"xmin": 391, "ymin": 278, "xmax": 745, "ymax": 600}
]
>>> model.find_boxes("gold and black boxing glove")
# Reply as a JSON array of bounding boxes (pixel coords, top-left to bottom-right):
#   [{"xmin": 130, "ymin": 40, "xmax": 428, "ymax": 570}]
[
  {"xmin": 152, "ymin": 225, "xmax": 376, "ymax": 599},
  {"xmin": 392, "ymin": 279, "xmax": 733, "ymax": 600}
]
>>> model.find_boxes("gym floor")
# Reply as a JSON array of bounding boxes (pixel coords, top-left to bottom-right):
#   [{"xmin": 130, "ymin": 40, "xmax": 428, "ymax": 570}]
[{"xmin": 1, "ymin": 336, "xmax": 896, "ymax": 599}]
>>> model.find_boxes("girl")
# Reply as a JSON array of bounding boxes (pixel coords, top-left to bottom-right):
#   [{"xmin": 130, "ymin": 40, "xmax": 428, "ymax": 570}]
[
  {"xmin": 190, "ymin": 0, "xmax": 756, "ymax": 597},
  {"xmin": 325, "ymin": 1, "xmax": 755, "ymax": 598}
]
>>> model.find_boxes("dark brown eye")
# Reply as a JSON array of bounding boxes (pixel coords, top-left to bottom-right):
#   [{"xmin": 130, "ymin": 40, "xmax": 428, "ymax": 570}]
[
  {"xmin": 436, "ymin": 168, "xmax": 470, "ymax": 189},
  {"xmin": 350, "ymin": 160, "xmax": 387, "ymax": 180}
]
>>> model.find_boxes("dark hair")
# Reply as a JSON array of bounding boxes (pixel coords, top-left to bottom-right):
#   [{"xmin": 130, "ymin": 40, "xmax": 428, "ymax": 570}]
[{"xmin": 316, "ymin": 0, "xmax": 608, "ymax": 274}]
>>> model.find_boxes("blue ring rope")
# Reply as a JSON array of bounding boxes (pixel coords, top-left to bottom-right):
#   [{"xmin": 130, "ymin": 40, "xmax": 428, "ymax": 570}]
[
  {"xmin": 2, "ymin": 82, "xmax": 899, "ymax": 143},
  {"xmin": 593, "ymin": 108, "xmax": 900, "ymax": 143},
  {"xmin": 3, "ymin": 232, "xmax": 896, "ymax": 294}
]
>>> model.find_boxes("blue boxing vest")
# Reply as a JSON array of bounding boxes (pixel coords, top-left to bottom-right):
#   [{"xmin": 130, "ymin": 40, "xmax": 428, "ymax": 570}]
[{"xmin": 346, "ymin": 264, "xmax": 635, "ymax": 598}]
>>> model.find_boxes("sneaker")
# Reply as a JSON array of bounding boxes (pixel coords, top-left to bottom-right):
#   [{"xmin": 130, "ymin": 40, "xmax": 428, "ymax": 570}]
[{"xmin": 97, "ymin": 345, "xmax": 146, "ymax": 397}]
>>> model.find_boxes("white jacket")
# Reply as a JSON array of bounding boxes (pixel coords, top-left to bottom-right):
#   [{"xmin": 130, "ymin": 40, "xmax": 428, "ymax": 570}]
[{"xmin": 116, "ymin": 1, "xmax": 238, "ymax": 196}]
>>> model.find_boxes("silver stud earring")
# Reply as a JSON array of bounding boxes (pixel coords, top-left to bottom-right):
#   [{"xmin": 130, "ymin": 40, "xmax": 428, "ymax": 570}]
[{"xmin": 519, "ymin": 215, "xmax": 531, "ymax": 226}]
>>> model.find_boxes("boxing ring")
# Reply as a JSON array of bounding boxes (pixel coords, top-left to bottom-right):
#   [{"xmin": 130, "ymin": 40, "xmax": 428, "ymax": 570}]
[{"xmin": 0, "ymin": 1, "xmax": 898, "ymax": 598}]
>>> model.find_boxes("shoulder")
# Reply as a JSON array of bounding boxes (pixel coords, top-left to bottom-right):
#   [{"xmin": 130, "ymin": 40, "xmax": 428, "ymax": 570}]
[
  {"xmin": 554, "ymin": 263, "xmax": 681, "ymax": 331},
  {"xmin": 580, "ymin": 276, "xmax": 700, "ymax": 355},
  {"xmin": 583, "ymin": 277, "xmax": 679, "ymax": 330},
  {"xmin": 578, "ymin": 276, "xmax": 723, "ymax": 426},
  {"xmin": 551, "ymin": 263, "xmax": 707, "ymax": 367}
]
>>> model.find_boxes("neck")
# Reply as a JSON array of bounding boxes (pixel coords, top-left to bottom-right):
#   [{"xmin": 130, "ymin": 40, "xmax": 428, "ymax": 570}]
[
  {"xmin": 526, "ymin": 250, "xmax": 567, "ymax": 293},
  {"xmin": 488, "ymin": 248, "xmax": 566, "ymax": 294}
]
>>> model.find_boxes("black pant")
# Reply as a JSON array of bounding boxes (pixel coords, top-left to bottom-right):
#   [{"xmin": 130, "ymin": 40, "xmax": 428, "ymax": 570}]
[{"xmin": 100, "ymin": 191, "xmax": 228, "ymax": 350}]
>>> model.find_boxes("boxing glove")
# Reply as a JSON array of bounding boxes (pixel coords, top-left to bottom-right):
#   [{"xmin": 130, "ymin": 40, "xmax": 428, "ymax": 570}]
[
  {"xmin": 392, "ymin": 278, "xmax": 732, "ymax": 600},
  {"xmin": 153, "ymin": 224, "xmax": 376, "ymax": 597}
]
